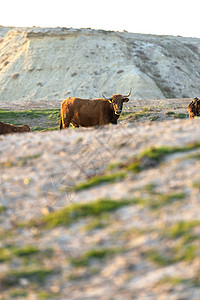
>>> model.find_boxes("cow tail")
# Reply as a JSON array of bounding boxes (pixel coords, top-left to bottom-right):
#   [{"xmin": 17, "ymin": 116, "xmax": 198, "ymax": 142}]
[{"xmin": 59, "ymin": 115, "xmax": 63, "ymax": 130}]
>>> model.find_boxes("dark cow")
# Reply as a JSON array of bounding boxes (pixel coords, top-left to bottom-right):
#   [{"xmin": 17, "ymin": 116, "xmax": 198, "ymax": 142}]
[
  {"xmin": 188, "ymin": 97, "xmax": 200, "ymax": 119},
  {"xmin": 0, "ymin": 122, "xmax": 31, "ymax": 134},
  {"xmin": 60, "ymin": 90, "xmax": 131, "ymax": 129}
]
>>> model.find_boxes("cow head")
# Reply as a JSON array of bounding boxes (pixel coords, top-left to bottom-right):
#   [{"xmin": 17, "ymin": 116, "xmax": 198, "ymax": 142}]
[{"xmin": 102, "ymin": 90, "xmax": 131, "ymax": 115}]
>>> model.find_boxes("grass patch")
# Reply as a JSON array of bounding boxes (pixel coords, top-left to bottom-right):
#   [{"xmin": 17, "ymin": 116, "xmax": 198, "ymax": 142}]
[
  {"xmin": 21, "ymin": 198, "xmax": 135, "ymax": 229},
  {"xmin": 126, "ymin": 161, "xmax": 142, "ymax": 173},
  {"xmin": 139, "ymin": 146, "xmax": 179, "ymax": 162},
  {"xmin": 74, "ymin": 171, "xmax": 126, "ymax": 191},
  {"xmin": 9, "ymin": 289, "xmax": 28, "ymax": 298},
  {"xmin": 146, "ymin": 220, "xmax": 200, "ymax": 267},
  {"xmin": 69, "ymin": 247, "xmax": 121, "ymax": 267},
  {"xmin": 0, "ymin": 245, "xmax": 39, "ymax": 262},
  {"xmin": 134, "ymin": 112, "xmax": 151, "ymax": 120},
  {"xmin": 17, "ymin": 153, "xmax": 41, "ymax": 166},
  {"xmin": 0, "ymin": 267, "xmax": 54, "ymax": 288},
  {"xmin": 0, "ymin": 109, "xmax": 60, "ymax": 122},
  {"xmin": 174, "ymin": 113, "xmax": 187, "ymax": 119},
  {"xmin": 165, "ymin": 111, "xmax": 175, "ymax": 115},
  {"xmin": 123, "ymin": 142, "xmax": 200, "ymax": 173},
  {"xmin": 120, "ymin": 108, "xmax": 152, "ymax": 121},
  {"xmin": 107, "ymin": 162, "xmax": 121, "ymax": 171},
  {"xmin": 0, "ymin": 205, "xmax": 6, "ymax": 213},
  {"xmin": 150, "ymin": 115, "xmax": 159, "ymax": 121},
  {"xmin": 12, "ymin": 245, "xmax": 39, "ymax": 257},
  {"xmin": 83, "ymin": 214, "xmax": 110, "ymax": 231},
  {"xmin": 19, "ymin": 192, "xmax": 187, "ymax": 230},
  {"xmin": 148, "ymin": 192, "xmax": 186, "ymax": 210},
  {"xmin": 192, "ymin": 181, "xmax": 200, "ymax": 188},
  {"xmin": 37, "ymin": 291, "xmax": 60, "ymax": 299},
  {"xmin": 168, "ymin": 220, "xmax": 200, "ymax": 239},
  {"xmin": 146, "ymin": 244, "xmax": 198, "ymax": 266},
  {"xmin": 159, "ymin": 275, "xmax": 200, "ymax": 287},
  {"xmin": 0, "ymin": 108, "xmax": 60, "ymax": 131},
  {"xmin": 146, "ymin": 249, "xmax": 173, "ymax": 266}
]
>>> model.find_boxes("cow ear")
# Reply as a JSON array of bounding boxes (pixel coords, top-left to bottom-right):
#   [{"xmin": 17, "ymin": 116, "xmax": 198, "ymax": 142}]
[{"xmin": 123, "ymin": 97, "xmax": 129, "ymax": 103}]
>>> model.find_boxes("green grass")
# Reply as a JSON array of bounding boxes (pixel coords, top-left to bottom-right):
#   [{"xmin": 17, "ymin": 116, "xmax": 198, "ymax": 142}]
[
  {"xmin": 138, "ymin": 146, "xmax": 179, "ymax": 162},
  {"xmin": 19, "ymin": 192, "xmax": 187, "ymax": 230},
  {"xmin": 146, "ymin": 249, "xmax": 173, "ymax": 266},
  {"xmin": 123, "ymin": 142, "xmax": 200, "ymax": 173},
  {"xmin": 120, "ymin": 108, "xmax": 152, "ymax": 121},
  {"xmin": 17, "ymin": 153, "xmax": 41, "ymax": 165},
  {"xmin": 0, "ymin": 245, "xmax": 39, "ymax": 262},
  {"xmin": 159, "ymin": 274, "xmax": 200, "ymax": 287},
  {"xmin": 146, "ymin": 219, "xmax": 200, "ymax": 267},
  {"xmin": 9, "ymin": 289, "xmax": 28, "ymax": 298},
  {"xmin": 108, "ymin": 145, "xmax": 187, "ymax": 175},
  {"xmin": 12, "ymin": 245, "xmax": 39, "ymax": 257},
  {"xmin": 0, "ymin": 108, "xmax": 60, "ymax": 131},
  {"xmin": 0, "ymin": 109, "xmax": 60, "ymax": 122},
  {"xmin": 168, "ymin": 220, "xmax": 200, "ymax": 239},
  {"xmin": 0, "ymin": 267, "xmax": 54, "ymax": 288},
  {"xmin": 82, "ymin": 214, "xmax": 110, "ymax": 231},
  {"xmin": 0, "ymin": 205, "xmax": 6, "ymax": 213},
  {"xmin": 192, "ymin": 181, "xmax": 200, "ymax": 188},
  {"xmin": 21, "ymin": 198, "xmax": 135, "ymax": 229},
  {"xmin": 148, "ymin": 192, "xmax": 186, "ymax": 210},
  {"xmin": 37, "ymin": 291, "xmax": 60, "ymax": 299},
  {"xmin": 174, "ymin": 113, "xmax": 187, "ymax": 119},
  {"xmin": 74, "ymin": 172, "xmax": 126, "ymax": 191},
  {"xmin": 165, "ymin": 111, "xmax": 175, "ymax": 115},
  {"xmin": 146, "ymin": 244, "xmax": 198, "ymax": 266},
  {"xmin": 69, "ymin": 247, "xmax": 121, "ymax": 267},
  {"xmin": 150, "ymin": 115, "xmax": 159, "ymax": 121},
  {"xmin": 126, "ymin": 161, "xmax": 142, "ymax": 173}
]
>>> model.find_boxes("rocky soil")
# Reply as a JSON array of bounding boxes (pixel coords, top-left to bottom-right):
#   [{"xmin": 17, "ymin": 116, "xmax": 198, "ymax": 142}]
[{"xmin": 0, "ymin": 97, "xmax": 200, "ymax": 300}]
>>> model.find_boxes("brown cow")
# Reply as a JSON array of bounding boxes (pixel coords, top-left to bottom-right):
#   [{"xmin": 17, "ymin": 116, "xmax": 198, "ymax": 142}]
[
  {"xmin": 0, "ymin": 122, "xmax": 31, "ymax": 134},
  {"xmin": 60, "ymin": 91, "xmax": 131, "ymax": 129},
  {"xmin": 188, "ymin": 97, "xmax": 200, "ymax": 119}
]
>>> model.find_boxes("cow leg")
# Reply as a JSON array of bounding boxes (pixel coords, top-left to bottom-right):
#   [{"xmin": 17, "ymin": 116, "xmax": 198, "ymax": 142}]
[
  {"xmin": 63, "ymin": 118, "xmax": 71, "ymax": 128},
  {"xmin": 62, "ymin": 113, "xmax": 73, "ymax": 128},
  {"xmin": 71, "ymin": 122, "xmax": 79, "ymax": 128},
  {"xmin": 111, "ymin": 119, "xmax": 117, "ymax": 125},
  {"xmin": 59, "ymin": 116, "xmax": 63, "ymax": 129}
]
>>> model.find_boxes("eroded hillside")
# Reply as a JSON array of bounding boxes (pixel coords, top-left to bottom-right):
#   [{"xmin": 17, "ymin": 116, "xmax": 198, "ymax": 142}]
[{"xmin": 0, "ymin": 27, "xmax": 200, "ymax": 103}]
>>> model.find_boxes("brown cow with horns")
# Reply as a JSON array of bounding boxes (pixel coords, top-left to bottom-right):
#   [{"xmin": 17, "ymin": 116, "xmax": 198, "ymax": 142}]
[{"xmin": 60, "ymin": 90, "xmax": 131, "ymax": 129}]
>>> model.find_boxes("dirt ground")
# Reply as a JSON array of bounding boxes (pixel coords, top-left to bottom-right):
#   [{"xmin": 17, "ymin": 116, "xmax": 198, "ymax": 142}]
[{"xmin": 0, "ymin": 97, "xmax": 200, "ymax": 300}]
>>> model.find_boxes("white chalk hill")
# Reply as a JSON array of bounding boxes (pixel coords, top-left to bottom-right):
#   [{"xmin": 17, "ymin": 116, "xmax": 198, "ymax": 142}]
[{"xmin": 0, "ymin": 27, "xmax": 200, "ymax": 102}]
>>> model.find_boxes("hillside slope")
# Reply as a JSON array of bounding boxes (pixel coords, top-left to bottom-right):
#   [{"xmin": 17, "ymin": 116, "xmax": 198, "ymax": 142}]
[
  {"xmin": 0, "ymin": 118, "xmax": 200, "ymax": 299},
  {"xmin": 0, "ymin": 27, "xmax": 200, "ymax": 103}
]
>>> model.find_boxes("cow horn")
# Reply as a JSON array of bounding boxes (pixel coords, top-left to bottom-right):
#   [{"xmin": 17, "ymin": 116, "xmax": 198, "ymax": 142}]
[
  {"xmin": 102, "ymin": 94, "xmax": 112, "ymax": 101},
  {"xmin": 122, "ymin": 89, "xmax": 132, "ymax": 98}
]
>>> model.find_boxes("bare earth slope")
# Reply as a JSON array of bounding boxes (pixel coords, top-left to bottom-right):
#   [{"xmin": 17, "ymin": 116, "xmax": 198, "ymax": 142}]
[
  {"xmin": 0, "ymin": 112, "xmax": 200, "ymax": 299},
  {"xmin": 1, "ymin": 26, "xmax": 200, "ymax": 103}
]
